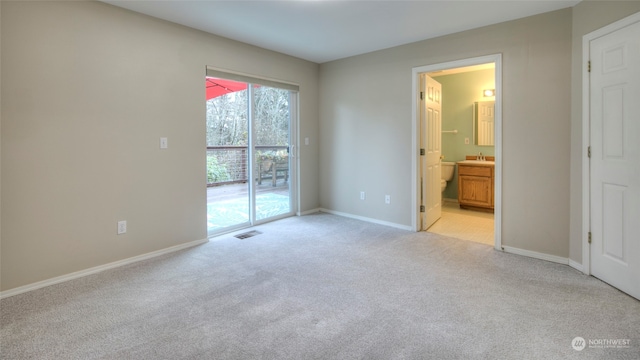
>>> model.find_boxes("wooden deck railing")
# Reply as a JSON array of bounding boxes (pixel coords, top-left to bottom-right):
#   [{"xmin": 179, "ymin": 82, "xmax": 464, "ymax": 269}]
[{"xmin": 206, "ymin": 145, "xmax": 288, "ymax": 187}]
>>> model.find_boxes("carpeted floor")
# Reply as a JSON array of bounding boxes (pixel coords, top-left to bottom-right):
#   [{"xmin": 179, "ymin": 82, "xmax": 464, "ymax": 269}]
[{"xmin": 1, "ymin": 213, "xmax": 639, "ymax": 359}]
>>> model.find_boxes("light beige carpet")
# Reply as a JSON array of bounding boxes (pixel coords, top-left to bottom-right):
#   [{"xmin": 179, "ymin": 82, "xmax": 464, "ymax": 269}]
[{"xmin": 1, "ymin": 213, "xmax": 639, "ymax": 359}]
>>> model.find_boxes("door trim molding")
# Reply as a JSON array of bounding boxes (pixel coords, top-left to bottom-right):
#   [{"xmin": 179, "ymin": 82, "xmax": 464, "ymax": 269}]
[
  {"xmin": 581, "ymin": 11, "xmax": 640, "ymax": 275},
  {"xmin": 411, "ymin": 54, "xmax": 502, "ymax": 251}
]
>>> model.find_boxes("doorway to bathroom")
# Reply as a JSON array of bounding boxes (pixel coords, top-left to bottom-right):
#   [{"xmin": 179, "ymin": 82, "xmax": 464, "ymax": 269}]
[{"xmin": 412, "ymin": 54, "xmax": 502, "ymax": 249}]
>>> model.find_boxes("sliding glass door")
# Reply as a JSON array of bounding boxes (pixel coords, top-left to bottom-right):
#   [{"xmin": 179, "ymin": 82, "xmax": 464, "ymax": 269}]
[
  {"xmin": 206, "ymin": 77, "xmax": 250, "ymax": 233},
  {"xmin": 206, "ymin": 72, "xmax": 296, "ymax": 236},
  {"xmin": 253, "ymin": 85, "xmax": 293, "ymax": 221}
]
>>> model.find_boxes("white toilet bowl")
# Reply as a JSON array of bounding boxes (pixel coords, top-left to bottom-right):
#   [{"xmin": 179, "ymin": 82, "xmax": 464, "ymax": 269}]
[{"xmin": 441, "ymin": 162, "xmax": 455, "ymax": 192}]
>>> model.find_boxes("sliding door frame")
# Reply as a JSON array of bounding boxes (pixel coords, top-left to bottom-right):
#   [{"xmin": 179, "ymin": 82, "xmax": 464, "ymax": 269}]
[{"xmin": 206, "ymin": 67, "xmax": 299, "ymax": 236}]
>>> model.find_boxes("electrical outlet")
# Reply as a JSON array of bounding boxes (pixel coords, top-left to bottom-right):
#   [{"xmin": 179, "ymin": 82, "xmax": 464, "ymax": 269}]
[
  {"xmin": 360, "ymin": 191, "xmax": 365, "ymax": 200},
  {"xmin": 385, "ymin": 195, "xmax": 391, "ymax": 204},
  {"xmin": 117, "ymin": 220, "xmax": 127, "ymax": 235}
]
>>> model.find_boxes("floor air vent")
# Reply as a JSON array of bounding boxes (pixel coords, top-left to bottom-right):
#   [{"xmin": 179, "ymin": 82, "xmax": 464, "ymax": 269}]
[{"xmin": 234, "ymin": 230, "xmax": 262, "ymax": 239}]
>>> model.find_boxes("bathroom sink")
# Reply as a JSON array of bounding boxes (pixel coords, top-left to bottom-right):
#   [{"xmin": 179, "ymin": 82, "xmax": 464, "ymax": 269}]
[{"xmin": 457, "ymin": 160, "xmax": 495, "ymax": 165}]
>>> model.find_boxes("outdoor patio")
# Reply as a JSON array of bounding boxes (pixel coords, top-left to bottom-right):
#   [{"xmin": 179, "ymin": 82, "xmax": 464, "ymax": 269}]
[{"xmin": 207, "ymin": 178, "xmax": 290, "ymax": 232}]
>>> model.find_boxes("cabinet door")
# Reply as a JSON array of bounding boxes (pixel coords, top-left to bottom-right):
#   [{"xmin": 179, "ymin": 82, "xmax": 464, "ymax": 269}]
[{"xmin": 458, "ymin": 175, "xmax": 492, "ymax": 207}]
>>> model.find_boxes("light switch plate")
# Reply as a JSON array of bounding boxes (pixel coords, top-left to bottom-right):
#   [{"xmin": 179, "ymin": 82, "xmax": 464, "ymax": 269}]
[
  {"xmin": 160, "ymin": 137, "xmax": 168, "ymax": 149},
  {"xmin": 117, "ymin": 220, "xmax": 127, "ymax": 235}
]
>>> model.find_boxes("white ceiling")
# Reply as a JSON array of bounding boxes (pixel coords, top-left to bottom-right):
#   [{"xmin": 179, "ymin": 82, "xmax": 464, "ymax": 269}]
[{"xmin": 102, "ymin": 0, "xmax": 580, "ymax": 64}]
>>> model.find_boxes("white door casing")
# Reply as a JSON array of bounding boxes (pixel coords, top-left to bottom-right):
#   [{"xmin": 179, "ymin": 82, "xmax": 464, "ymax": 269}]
[
  {"xmin": 411, "ymin": 54, "xmax": 502, "ymax": 250},
  {"xmin": 420, "ymin": 74, "xmax": 442, "ymax": 230},
  {"xmin": 587, "ymin": 14, "xmax": 640, "ymax": 300}
]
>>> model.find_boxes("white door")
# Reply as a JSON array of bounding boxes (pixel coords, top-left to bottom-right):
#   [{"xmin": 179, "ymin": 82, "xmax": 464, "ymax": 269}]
[
  {"xmin": 589, "ymin": 18, "xmax": 640, "ymax": 300},
  {"xmin": 420, "ymin": 74, "xmax": 442, "ymax": 230}
]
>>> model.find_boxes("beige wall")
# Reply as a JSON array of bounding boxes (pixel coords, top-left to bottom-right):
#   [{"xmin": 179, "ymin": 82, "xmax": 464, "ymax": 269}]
[
  {"xmin": 568, "ymin": 1, "xmax": 640, "ymax": 265},
  {"xmin": 0, "ymin": 1, "xmax": 3, "ymax": 281},
  {"xmin": 0, "ymin": 1, "xmax": 319, "ymax": 291},
  {"xmin": 319, "ymin": 9, "xmax": 573, "ymax": 256}
]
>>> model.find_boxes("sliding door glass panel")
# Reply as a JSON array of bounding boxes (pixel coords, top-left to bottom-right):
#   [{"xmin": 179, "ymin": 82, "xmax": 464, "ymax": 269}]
[
  {"xmin": 206, "ymin": 77, "xmax": 250, "ymax": 234},
  {"xmin": 253, "ymin": 85, "xmax": 293, "ymax": 221}
]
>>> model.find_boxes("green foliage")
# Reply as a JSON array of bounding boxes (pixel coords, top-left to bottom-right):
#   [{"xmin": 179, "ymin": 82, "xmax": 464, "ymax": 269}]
[
  {"xmin": 207, "ymin": 155, "xmax": 231, "ymax": 183},
  {"xmin": 206, "ymin": 81, "xmax": 291, "ymax": 184},
  {"xmin": 206, "ymin": 85, "xmax": 290, "ymax": 147}
]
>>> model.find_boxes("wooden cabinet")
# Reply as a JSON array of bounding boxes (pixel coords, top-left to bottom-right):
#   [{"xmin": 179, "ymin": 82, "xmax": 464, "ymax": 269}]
[{"xmin": 457, "ymin": 162, "xmax": 494, "ymax": 212}]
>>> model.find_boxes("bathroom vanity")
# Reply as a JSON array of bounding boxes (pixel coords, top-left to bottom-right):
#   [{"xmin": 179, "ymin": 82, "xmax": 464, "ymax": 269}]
[{"xmin": 457, "ymin": 158, "xmax": 494, "ymax": 212}]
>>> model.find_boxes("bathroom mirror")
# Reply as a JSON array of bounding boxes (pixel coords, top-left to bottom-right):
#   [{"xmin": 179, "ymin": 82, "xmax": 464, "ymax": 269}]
[{"xmin": 473, "ymin": 100, "xmax": 495, "ymax": 146}]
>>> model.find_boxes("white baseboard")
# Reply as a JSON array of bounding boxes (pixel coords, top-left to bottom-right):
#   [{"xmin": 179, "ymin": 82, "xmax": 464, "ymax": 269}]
[
  {"xmin": 297, "ymin": 208, "xmax": 321, "ymax": 216},
  {"xmin": 319, "ymin": 208, "xmax": 413, "ymax": 231},
  {"xmin": 0, "ymin": 238, "xmax": 209, "ymax": 299},
  {"xmin": 501, "ymin": 245, "xmax": 569, "ymax": 265},
  {"xmin": 568, "ymin": 259, "xmax": 586, "ymax": 274}
]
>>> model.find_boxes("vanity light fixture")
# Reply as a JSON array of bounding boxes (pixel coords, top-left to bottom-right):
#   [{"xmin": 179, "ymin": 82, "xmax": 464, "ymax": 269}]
[{"xmin": 483, "ymin": 89, "xmax": 495, "ymax": 97}]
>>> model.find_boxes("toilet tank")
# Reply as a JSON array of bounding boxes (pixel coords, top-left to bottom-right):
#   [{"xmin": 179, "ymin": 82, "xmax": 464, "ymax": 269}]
[{"xmin": 441, "ymin": 162, "xmax": 455, "ymax": 181}]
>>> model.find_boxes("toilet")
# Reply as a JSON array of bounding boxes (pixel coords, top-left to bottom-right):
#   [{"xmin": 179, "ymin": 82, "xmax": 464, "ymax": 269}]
[{"xmin": 441, "ymin": 162, "xmax": 455, "ymax": 192}]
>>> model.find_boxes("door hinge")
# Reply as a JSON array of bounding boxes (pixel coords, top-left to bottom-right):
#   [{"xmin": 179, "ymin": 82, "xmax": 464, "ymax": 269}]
[
  {"xmin": 420, "ymin": 148, "xmax": 425, "ymax": 156},
  {"xmin": 588, "ymin": 146, "xmax": 591, "ymax": 158},
  {"xmin": 420, "ymin": 91, "xmax": 424, "ymax": 100},
  {"xmin": 420, "ymin": 205, "xmax": 425, "ymax": 213},
  {"xmin": 588, "ymin": 60, "xmax": 591, "ymax": 73},
  {"xmin": 588, "ymin": 232, "xmax": 592, "ymax": 244}
]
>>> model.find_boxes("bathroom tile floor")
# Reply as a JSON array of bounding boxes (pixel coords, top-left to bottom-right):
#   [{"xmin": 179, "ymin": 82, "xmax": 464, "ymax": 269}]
[{"xmin": 427, "ymin": 201, "xmax": 494, "ymax": 246}]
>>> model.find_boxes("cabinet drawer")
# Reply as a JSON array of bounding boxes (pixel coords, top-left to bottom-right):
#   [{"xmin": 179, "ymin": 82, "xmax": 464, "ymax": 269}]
[{"xmin": 458, "ymin": 165, "xmax": 492, "ymax": 177}]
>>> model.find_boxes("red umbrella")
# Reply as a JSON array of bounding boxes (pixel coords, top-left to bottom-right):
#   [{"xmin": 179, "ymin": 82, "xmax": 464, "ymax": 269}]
[{"xmin": 205, "ymin": 77, "xmax": 247, "ymax": 100}]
